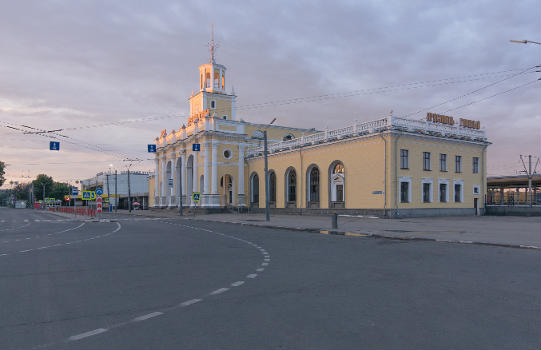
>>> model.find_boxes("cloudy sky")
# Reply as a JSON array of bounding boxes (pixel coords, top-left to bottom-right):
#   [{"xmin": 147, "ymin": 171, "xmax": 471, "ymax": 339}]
[{"xmin": 0, "ymin": 0, "xmax": 539, "ymax": 186}]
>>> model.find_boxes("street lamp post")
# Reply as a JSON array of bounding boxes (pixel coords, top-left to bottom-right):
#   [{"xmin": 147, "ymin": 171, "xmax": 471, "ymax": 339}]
[{"xmin": 263, "ymin": 118, "xmax": 277, "ymax": 222}]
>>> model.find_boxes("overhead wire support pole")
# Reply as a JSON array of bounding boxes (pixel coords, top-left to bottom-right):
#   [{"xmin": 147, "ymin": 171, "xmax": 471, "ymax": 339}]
[
  {"xmin": 264, "ymin": 118, "xmax": 276, "ymax": 222},
  {"xmin": 520, "ymin": 155, "xmax": 538, "ymax": 207}
]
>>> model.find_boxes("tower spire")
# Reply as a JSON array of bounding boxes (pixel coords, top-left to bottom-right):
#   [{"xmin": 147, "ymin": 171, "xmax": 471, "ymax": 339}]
[{"xmin": 210, "ymin": 24, "xmax": 216, "ymax": 63}]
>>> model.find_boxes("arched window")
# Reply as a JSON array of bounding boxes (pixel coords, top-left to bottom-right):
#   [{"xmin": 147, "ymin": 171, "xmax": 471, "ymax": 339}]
[
  {"xmin": 307, "ymin": 166, "xmax": 320, "ymax": 207},
  {"xmin": 285, "ymin": 168, "xmax": 297, "ymax": 207},
  {"xmin": 250, "ymin": 173, "xmax": 259, "ymax": 206},
  {"xmin": 329, "ymin": 161, "xmax": 345, "ymax": 208},
  {"xmin": 269, "ymin": 171, "xmax": 276, "ymax": 203}
]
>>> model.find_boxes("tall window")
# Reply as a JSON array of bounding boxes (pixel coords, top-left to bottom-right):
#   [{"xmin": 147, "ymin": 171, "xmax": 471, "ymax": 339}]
[
  {"xmin": 455, "ymin": 155, "xmax": 462, "ymax": 173},
  {"xmin": 423, "ymin": 183, "xmax": 431, "ymax": 203},
  {"xmin": 454, "ymin": 183, "xmax": 462, "ymax": 202},
  {"xmin": 440, "ymin": 154, "xmax": 447, "ymax": 171},
  {"xmin": 250, "ymin": 173, "xmax": 259, "ymax": 204},
  {"xmin": 269, "ymin": 172, "xmax": 276, "ymax": 202},
  {"xmin": 287, "ymin": 168, "xmax": 296, "ymax": 202},
  {"xmin": 400, "ymin": 182, "xmax": 410, "ymax": 203},
  {"xmin": 423, "ymin": 152, "xmax": 431, "ymax": 171},
  {"xmin": 473, "ymin": 157, "xmax": 479, "ymax": 174},
  {"xmin": 400, "ymin": 149, "xmax": 409, "ymax": 169},
  {"xmin": 439, "ymin": 183, "xmax": 448, "ymax": 203},
  {"xmin": 330, "ymin": 162, "xmax": 345, "ymax": 207},
  {"xmin": 309, "ymin": 167, "xmax": 320, "ymax": 202}
]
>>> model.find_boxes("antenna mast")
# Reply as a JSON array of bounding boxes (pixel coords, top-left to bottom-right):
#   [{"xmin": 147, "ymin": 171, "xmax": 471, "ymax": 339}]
[{"xmin": 210, "ymin": 24, "xmax": 216, "ymax": 63}]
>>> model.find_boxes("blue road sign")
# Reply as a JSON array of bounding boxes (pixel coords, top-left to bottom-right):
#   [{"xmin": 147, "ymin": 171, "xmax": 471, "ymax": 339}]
[
  {"xmin": 168, "ymin": 178, "xmax": 174, "ymax": 187},
  {"xmin": 49, "ymin": 141, "xmax": 60, "ymax": 151},
  {"xmin": 148, "ymin": 144, "xmax": 157, "ymax": 153},
  {"xmin": 96, "ymin": 187, "xmax": 103, "ymax": 196},
  {"xmin": 72, "ymin": 187, "xmax": 79, "ymax": 196},
  {"xmin": 192, "ymin": 192, "xmax": 200, "ymax": 201},
  {"xmin": 192, "ymin": 143, "xmax": 200, "ymax": 152}
]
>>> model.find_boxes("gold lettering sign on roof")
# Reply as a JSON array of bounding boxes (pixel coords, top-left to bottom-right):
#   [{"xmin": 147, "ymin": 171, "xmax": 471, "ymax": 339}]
[
  {"xmin": 426, "ymin": 112, "xmax": 455, "ymax": 125},
  {"xmin": 459, "ymin": 118, "xmax": 481, "ymax": 129}
]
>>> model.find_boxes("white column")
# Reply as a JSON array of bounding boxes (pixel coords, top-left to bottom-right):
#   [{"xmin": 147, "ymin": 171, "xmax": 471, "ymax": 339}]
[
  {"xmin": 161, "ymin": 158, "xmax": 166, "ymax": 207},
  {"xmin": 211, "ymin": 140, "xmax": 218, "ymax": 194},
  {"xmin": 154, "ymin": 158, "xmax": 160, "ymax": 207},
  {"xmin": 182, "ymin": 155, "xmax": 187, "ymax": 205},
  {"xmin": 192, "ymin": 152, "xmax": 198, "ymax": 193},
  {"xmin": 203, "ymin": 142, "xmax": 209, "ymax": 194},
  {"xmin": 169, "ymin": 156, "xmax": 176, "ymax": 207},
  {"xmin": 219, "ymin": 67, "xmax": 223, "ymax": 90},
  {"xmin": 238, "ymin": 145, "xmax": 245, "ymax": 206}
]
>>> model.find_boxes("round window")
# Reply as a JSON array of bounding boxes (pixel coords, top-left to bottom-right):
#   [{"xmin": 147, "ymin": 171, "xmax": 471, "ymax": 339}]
[{"xmin": 223, "ymin": 149, "xmax": 232, "ymax": 159}]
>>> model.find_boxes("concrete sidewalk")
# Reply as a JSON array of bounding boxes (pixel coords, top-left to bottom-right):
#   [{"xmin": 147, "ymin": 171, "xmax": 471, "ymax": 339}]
[{"xmin": 93, "ymin": 209, "xmax": 541, "ymax": 250}]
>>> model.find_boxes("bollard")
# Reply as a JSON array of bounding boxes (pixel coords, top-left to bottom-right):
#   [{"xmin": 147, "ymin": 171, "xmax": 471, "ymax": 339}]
[{"xmin": 332, "ymin": 213, "xmax": 338, "ymax": 229}]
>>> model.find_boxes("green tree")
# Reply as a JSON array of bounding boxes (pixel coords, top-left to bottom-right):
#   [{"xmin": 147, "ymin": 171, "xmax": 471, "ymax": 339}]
[
  {"xmin": 12, "ymin": 183, "xmax": 31, "ymax": 200},
  {"xmin": 50, "ymin": 182, "xmax": 71, "ymax": 202},
  {"xmin": 0, "ymin": 161, "xmax": 5, "ymax": 187},
  {"xmin": 32, "ymin": 174, "xmax": 54, "ymax": 201}
]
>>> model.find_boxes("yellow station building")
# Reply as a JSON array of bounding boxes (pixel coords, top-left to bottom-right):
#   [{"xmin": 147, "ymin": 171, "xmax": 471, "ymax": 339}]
[{"xmin": 149, "ymin": 49, "xmax": 490, "ymax": 218}]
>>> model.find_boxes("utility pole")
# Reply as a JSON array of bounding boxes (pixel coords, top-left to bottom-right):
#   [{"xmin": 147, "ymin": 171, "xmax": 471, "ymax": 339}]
[
  {"xmin": 520, "ymin": 155, "xmax": 539, "ymax": 207},
  {"xmin": 123, "ymin": 158, "xmax": 142, "ymax": 212},
  {"xmin": 106, "ymin": 173, "xmax": 111, "ymax": 212},
  {"xmin": 263, "ymin": 118, "xmax": 276, "ymax": 222},
  {"xmin": 42, "ymin": 184, "xmax": 45, "ymax": 203},
  {"xmin": 114, "ymin": 170, "xmax": 118, "ymax": 212},
  {"xmin": 264, "ymin": 130, "xmax": 270, "ymax": 221},
  {"xmin": 128, "ymin": 166, "xmax": 132, "ymax": 212}
]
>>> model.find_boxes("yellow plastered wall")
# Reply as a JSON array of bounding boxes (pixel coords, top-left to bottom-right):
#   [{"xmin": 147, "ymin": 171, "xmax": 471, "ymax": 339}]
[
  {"xmin": 393, "ymin": 134, "xmax": 487, "ymax": 209},
  {"xmin": 189, "ymin": 93, "xmax": 204, "ymax": 115},
  {"xmin": 208, "ymin": 96, "xmax": 232, "ymax": 119},
  {"xmin": 246, "ymin": 135, "xmax": 387, "ymax": 209},
  {"xmin": 148, "ymin": 176, "xmax": 155, "ymax": 207}
]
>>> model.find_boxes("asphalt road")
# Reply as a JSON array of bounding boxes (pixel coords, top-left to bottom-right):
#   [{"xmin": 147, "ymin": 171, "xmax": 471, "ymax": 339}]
[{"xmin": 0, "ymin": 208, "xmax": 539, "ymax": 349}]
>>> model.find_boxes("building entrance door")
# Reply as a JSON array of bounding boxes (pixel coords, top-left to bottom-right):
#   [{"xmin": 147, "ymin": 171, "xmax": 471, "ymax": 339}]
[{"xmin": 474, "ymin": 198, "xmax": 479, "ymax": 216}]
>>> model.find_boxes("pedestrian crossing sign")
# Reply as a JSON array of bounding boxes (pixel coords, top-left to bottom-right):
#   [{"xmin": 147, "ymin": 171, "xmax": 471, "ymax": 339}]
[
  {"xmin": 192, "ymin": 193, "xmax": 200, "ymax": 201},
  {"xmin": 82, "ymin": 191, "xmax": 96, "ymax": 200}
]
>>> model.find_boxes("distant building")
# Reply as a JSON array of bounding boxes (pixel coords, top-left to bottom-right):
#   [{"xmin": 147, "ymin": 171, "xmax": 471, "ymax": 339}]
[
  {"xmin": 149, "ymin": 43, "xmax": 490, "ymax": 217},
  {"xmin": 80, "ymin": 171, "xmax": 150, "ymax": 209}
]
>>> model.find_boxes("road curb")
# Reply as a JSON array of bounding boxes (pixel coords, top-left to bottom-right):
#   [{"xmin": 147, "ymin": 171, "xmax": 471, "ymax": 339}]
[{"xmin": 183, "ymin": 217, "xmax": 541, "ymax": 250}]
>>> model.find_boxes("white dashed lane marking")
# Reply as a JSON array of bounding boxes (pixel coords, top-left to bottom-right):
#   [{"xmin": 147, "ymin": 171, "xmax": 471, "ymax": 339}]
[
  {"xmin": 68, "ymin": 328, "xmax": 108, "ymax": 341},
  {"xmin": 0, "ymin": 222, "xmax": 86, "ymax": 245},
  {"xmin": 180, "ymin": 298, "xmax": 202, "ymax": 307},
  {"xmin": 46, "ymin": 220, "xmax": 271, "ymax": 347},
  {"xmin": 210, "ymin": 287, "xmax": 229, "ymax": 295},
  {"xmin": 132, "ymin": 312, "xmax": 163, "ymax": 322},
  {"xmin": 0, "ymin": 222, "xmax": 118, "ymax": 258}
]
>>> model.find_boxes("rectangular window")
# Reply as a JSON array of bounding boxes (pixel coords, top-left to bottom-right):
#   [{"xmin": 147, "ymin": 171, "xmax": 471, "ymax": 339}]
[
  {"xmin": 423, "ymin": 183, "xmax": 431, "ymax": 203},
  {"xmin": 440, "ymin": 154, "xmax": 447, "ymax": 172},
  {"xmin": 400, "ymin": 182, "xmax": 410, "ymax": 203},
  {"xmin": 454, "ymin": 183, "xmax": 462, "ymax": 202},
  {"xmin": 455, "ymin": 155, "xmax": 462, "ymax": 173},
  {"xmin": 400, "ymin": 149, "xmax": 409, "ymax": 169},
  {"xmin": 439, "ymin": 183, "xmax": 447, "ymax": 203},
  {"xmin": 423, "ymin": 152, "xmax": 431, "ymax": 171},
  {"xmin": 473, "ymin": 157, "xmax": 479, "ymax": 173}
]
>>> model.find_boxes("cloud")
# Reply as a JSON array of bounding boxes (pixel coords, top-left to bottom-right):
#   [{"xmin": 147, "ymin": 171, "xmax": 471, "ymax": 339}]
[{"xmin": 0, "ymin": 0, "xmax": 539, "ymax": 184}]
